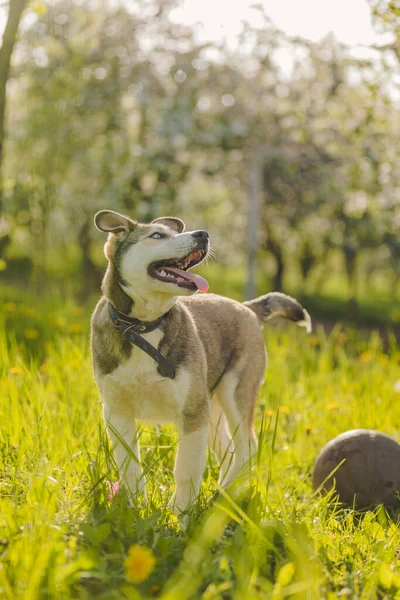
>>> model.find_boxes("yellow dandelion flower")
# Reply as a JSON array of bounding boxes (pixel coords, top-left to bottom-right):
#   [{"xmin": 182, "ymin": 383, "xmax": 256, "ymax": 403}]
[
  {"xmin": 265, "ymin": 406, "xmax": 291, "ymax": 417},
  {"xmin": 9, "ymin": 367, "xmax": 24, "ymax": 375},
  {"xmin": 124, "ymin": 544, "xmax": 155, "ymax": 583},
  {"xmin": 69, "ymin": 323, "xmax": 83, "ymax": 334},
  {"xmin": 4, "ymin": 302, "xmax": 16, "ymax": 313},
  {"xmin": 325, "ymin": 402, "xmax": 340, "ymax": 411},
  {"xmin": 24, "ymin": 329, "xmax": 39, "ymax": 340},
  {"xmin": 359, "ymin": 350, "xmax": 373, "ymax": 363},
  {"xmin": 54, "ymin": 316, "xmax": 66, "ymax": 327}
]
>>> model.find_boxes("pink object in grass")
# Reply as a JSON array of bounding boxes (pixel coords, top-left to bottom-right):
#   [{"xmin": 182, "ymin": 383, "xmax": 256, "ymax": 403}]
[{"xmin": 107, "ymin": 481, "xmax": 120, "ymax": 501}]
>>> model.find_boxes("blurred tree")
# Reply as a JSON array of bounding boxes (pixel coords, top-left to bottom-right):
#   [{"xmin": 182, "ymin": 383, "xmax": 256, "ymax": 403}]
[
  {"xmin": 369, "ymin": 0, "xmax": 400, "ymax": 56},
  {"xmin": 4, "ymin": 0, "xmax": 213, "ymax": 285},
  {"xmin": 0, "ymin": 0, "xmax": 27, "ymax": 216},
  {"xmin": 0, "ymin": 0, "xmax": 399, "ymax": 305}
]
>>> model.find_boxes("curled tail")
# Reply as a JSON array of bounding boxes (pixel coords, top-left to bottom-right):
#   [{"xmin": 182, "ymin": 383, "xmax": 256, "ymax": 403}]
[{"xmin": 244, "ymin": 292, "xmax": 312, "ymax": 332}]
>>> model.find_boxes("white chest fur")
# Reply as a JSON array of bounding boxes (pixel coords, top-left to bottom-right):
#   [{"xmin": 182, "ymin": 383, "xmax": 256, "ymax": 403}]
[{"xmin": 96, "ymin": 330, "xmax": 190, "ymax": 426}]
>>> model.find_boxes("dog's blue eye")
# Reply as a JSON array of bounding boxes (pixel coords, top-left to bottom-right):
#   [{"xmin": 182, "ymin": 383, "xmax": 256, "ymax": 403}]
[{"xmin": 150, "ymin": 232, "xmax": 164, "ymax": 239}]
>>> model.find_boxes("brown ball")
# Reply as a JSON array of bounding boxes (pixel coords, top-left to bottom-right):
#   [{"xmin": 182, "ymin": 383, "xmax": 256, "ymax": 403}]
[{"xmin": 313, "ymin": 429, "xmax": 400, "ymax": 509}]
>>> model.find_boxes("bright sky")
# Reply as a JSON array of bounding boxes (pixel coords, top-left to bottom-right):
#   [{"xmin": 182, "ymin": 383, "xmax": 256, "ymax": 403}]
[
  {"xmin": 0, "ymin": 0, "xmax": 394, "ymax": 48},
  {"xmin": 170, "ymin": 0, "xmax": 393, "ymax": 47}
]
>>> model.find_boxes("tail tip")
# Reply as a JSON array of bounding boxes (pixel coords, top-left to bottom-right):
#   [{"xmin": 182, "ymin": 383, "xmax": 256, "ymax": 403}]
[{"xmin": 296, "ymin": 309, "xmax": 312, "ymax": 333}]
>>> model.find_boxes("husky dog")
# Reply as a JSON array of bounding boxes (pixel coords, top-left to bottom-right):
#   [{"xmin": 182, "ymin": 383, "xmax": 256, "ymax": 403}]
[{"xmin": 91, "ymin": 210, "xmax": 311, "ymax": 512}]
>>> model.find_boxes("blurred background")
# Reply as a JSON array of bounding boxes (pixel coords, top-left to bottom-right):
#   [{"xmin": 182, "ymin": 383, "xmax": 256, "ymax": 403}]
[{"xmin": 0, "ymin": 0, "xmax": 399, "ymax": 330}]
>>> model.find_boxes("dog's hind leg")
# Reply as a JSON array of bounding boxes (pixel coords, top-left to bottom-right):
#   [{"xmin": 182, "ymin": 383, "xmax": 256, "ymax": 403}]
[
  {"xmin": 216, "ymin": 372, "xmax": 260, "ymax": 488},
  {"xmin": 208, "ymin": 395, "xmax": 233, "ymax": 463},
  {"xmin": 104, "ymin": 405, "xmax": 146, "ymax": 499}
]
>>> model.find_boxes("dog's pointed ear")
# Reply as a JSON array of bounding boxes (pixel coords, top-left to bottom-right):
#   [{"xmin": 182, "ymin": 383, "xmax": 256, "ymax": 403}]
[
  {"xmin": 151, "ymin": 217, "xmax": 185, "ymax": 233},
  {"xmin": 94, "ymin": 210, "xmax": 136, "ymax": 234}
]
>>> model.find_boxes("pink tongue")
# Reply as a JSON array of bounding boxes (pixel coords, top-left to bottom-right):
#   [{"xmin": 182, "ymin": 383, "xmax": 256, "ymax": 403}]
[{"xmin": 166, "ymin": 267, "xmax": 209, "ymax": 293}]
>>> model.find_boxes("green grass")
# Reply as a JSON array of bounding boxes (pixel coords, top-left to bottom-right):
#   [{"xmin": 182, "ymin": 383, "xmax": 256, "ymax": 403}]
[{"xmin": 2, "ymin": 293, "xmax": 400, "ymax": 599}]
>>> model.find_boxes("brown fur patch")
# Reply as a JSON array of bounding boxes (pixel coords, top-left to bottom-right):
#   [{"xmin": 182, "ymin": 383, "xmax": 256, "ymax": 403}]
[{"xmin": 91, "ymin": 297, "xmax": 132, "ymax": 376}]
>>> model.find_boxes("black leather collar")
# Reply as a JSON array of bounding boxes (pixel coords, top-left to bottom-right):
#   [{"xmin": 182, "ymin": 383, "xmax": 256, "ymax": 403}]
[
  {"xmin": 108, "ymin": 302, "xmax": 175, "ymax": 379},
  {"xmin": 109, "ymin": 302, "xmax": 166, "ymax": 333}
]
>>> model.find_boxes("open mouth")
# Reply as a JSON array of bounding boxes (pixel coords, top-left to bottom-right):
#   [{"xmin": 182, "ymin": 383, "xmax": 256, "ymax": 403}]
[{"xmin": 149, "ymin": 249, "xmax": 209, "ymax": 292}]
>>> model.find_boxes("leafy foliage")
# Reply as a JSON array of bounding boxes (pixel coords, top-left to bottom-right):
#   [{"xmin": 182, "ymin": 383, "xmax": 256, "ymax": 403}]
[{"xmin": 0, "ymin": 0, "xmax": 399, "ymax": 304}]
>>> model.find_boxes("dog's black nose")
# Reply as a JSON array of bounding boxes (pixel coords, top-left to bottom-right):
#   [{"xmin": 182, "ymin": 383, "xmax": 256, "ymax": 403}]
[{"xmin": 192, "ymin": 230, "xmax": 209, "ymax": 240}]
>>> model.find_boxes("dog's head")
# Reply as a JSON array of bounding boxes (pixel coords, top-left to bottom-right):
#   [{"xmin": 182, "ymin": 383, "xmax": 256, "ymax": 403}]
[{"xmin": 94, "ymin": 210, "xmax": 209, "ymax": 297}]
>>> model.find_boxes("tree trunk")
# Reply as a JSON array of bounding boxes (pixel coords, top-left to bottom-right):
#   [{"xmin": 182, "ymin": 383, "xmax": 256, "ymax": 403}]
[
  {"xmin": 246, "ymin": 148, "xmax": 262, "ymax": 300},
  {"xmin": 266, "ymin": 233, "xmax": 285, "ymax": 292},
  {"xmin": 343, "ymin": 244, "xmax": 358, "ymax": 318},
  {"xmin": 0, "ymin": 0, "xmax": 28, "ymax": 209},
  {"xmin": 273, "ymin": 251, "xmax": 284, "ymax": 292},
  {"xmin": 299, "ymin": 242, "xmax": 316, "ymax": 282},
  {"xmin": 343, "ymin": 244, "xmax": 357, "ymax": 299}
]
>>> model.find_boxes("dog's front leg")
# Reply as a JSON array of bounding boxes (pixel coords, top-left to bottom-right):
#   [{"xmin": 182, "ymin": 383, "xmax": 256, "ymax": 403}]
[
  {"xmin": 170, "ymin": 425, "xmax": 208, "ymax": 513},
  {"xmin": 104, "ymin": 405, "xmax": 146, "ymax": 499}
]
